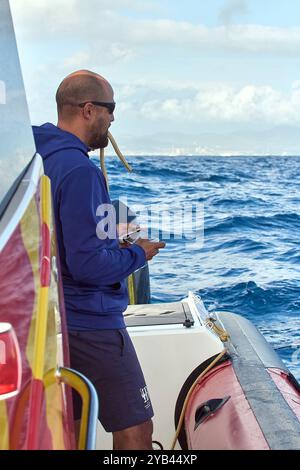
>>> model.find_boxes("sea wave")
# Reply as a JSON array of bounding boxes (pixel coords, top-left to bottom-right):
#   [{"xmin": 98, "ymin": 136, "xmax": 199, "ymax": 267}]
[
  {"xmin": 199, "ymin": 280, "xmax": 300, "ymax": 318},
  {"xmin": 205, "ymin": 213, "xmax": 300, "ymax": 235},
  {"xmin": 106, "ymin": 155, "xmax": 300, "ymax": 379}
]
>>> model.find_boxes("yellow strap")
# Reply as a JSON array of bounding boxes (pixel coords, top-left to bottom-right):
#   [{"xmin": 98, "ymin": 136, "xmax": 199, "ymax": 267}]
[{"xmin": 127, "ymin": 274, "xmax": 136, "ymax": 305}]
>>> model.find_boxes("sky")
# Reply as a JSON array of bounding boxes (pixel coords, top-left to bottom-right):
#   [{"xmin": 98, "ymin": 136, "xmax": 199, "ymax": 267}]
[{"xmin": 9, "ymin": 0, "xmax": 300, "ymax": 156}]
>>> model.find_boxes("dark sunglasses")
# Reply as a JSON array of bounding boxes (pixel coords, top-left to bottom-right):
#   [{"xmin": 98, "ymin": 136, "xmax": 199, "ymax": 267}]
[{"xmin": 77, "ymin": 101, "xmax": 116, "ymax": 114}]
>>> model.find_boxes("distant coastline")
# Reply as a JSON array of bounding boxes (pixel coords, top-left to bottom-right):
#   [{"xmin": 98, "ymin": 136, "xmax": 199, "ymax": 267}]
[{"xmin": 95, "ymin": 153, "xmax": 300, "ymax": 158}]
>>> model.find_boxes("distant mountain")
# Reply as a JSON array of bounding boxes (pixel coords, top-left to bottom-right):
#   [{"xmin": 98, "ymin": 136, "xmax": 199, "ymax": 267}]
[{"xmin": 103, "ymin": 126, "xmax": 300, "ymax": 156}]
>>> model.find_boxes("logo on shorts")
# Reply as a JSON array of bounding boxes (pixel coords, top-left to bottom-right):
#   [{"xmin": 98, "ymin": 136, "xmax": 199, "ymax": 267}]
[{"xmin": 140, "ymin": 386, "xmax": 151, "ymax": 409}]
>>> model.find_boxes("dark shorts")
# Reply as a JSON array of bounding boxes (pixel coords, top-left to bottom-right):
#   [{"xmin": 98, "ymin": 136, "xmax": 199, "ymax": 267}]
[{"xmin": 68, "ymin": 328, "xmax": 154, "ymax": 432}]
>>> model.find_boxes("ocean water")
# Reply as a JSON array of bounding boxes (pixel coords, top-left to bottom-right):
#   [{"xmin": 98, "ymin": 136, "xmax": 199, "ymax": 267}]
[{"xmin": 94, "ymin": 155, "xmax": 300, "ymax": 380}]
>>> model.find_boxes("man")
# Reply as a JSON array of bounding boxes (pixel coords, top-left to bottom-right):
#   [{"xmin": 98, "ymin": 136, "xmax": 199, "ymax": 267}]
[{"xmin": 33, "ymin": 70, "xmax": 165, "ymax": 450}]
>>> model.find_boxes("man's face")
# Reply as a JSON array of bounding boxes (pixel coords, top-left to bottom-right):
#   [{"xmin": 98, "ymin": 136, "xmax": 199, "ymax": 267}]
[
  {"xmin": 88, "ymin": 88, "xmax": 115, "ymax": 150},
  {"xmin": 88, "ymin": 107, "xmax": 113, "ymax": 149}
]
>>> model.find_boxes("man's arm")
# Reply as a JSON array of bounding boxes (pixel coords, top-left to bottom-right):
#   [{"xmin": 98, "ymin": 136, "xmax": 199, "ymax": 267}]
[{"xmin": 58, "ymin": 165, "xmax": 147, "ymax": 286}]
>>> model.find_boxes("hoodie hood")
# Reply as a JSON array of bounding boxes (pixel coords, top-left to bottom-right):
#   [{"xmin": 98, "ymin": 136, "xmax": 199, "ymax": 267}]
[{"xmin": 32, "ymin": 123, "xmax": 89, "ymax": 160}]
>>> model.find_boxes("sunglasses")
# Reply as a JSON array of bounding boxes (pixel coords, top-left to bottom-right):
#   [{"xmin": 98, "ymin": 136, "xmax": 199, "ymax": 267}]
[{"xmin": 77, "ymin": 101, "xmax": 116, "ymax": 114}]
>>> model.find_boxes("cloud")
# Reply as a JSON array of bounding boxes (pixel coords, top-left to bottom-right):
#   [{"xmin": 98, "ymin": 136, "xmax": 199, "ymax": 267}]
[
  {"xmin": 63, "ymin": 51, "xmax": 91, "ymax": 69},
  {"xmin": 10, "ymin": 0, "xmax": 300, "ymax": 57},
  {"xmin": 24, "ymin": 73, "xmax": 300, "ymax": 130},
  {"xmin": 219, "ymin": 0, "xmax": 248, "ymax": 25},
  {"xmin": 9, "ymin": 1, "xmax": 300, "ymax": 155},
  {"xmin": 130, "ymin": 82, "xmax": 300, "ymax": 127},
  {"xmin": 61, "ymin": 44, "xmax": 137, "ymax": 69},
  {"xmin": 10, "ymin": 0, "xmax": 159, "ymax": 39}
]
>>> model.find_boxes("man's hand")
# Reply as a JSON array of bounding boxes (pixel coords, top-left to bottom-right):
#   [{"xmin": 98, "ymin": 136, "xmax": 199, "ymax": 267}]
[{"xmin": 135, "ymin": 238, "xmax": 166, "ymax": 261}]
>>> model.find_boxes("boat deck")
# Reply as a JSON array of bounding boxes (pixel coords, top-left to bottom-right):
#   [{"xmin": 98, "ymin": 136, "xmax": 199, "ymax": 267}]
[{"xmin": 124, "ymin": 301, "xmax": 194, "ymax": 328}]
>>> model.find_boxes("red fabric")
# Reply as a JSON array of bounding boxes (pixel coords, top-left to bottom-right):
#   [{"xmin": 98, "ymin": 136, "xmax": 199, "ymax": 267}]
[
  {"xmin": 268, "ymin": 368, "xmax": 300, "ymax": 420},
  {"xmin": 184, "ymin": 361, "xmax": 269, "ymax": 450},
  {"xmin": 0, "ymin": 225, "xmax": 52, "ymax": 448}
]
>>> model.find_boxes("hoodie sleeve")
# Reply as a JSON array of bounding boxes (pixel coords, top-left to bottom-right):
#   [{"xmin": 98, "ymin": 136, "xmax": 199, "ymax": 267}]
[{"xmin": 58, "ymin": 165, "xmax": 146, "ymax": 286}]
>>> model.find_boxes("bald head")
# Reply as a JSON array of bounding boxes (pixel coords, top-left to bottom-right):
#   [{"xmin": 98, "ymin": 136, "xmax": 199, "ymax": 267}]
[
  {"xmin": 56, "ymin": 70, "xmax": 113, "ymax": 119},
  {"xmin": 55, "ymin": 70, "xmax": 115, "ymax": 150}
]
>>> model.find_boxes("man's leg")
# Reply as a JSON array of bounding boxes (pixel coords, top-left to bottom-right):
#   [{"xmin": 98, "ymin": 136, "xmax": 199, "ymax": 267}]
[
  {"xmin": 69, "ymin": 329, "xmax": 154, "ymax": 450},
  {"xmin": 113, "ymin": 419, "xmax": 153, "ymax": 450}
]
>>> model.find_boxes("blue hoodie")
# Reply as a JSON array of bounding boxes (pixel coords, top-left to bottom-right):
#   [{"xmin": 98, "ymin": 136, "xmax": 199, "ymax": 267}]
[{"xmin": 33, "ymin": 123, "xmax": 146, "ymax": 330}]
